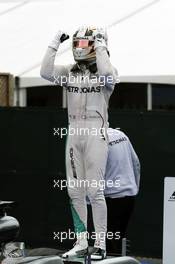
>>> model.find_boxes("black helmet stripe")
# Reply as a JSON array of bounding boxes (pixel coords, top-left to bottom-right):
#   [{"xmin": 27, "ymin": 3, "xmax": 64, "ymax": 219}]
[
  {"xmin": 85, "ymin": 29, "xmax": 93, "ymax": 36},
  {"xmin": 73, "ymin": 30, "xmax": 78, "ymax": 37}
]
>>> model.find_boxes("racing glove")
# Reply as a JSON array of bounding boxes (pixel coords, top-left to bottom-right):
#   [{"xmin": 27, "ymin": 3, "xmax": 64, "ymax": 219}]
[
  {"xmin": 49, "ymin": 30, "xmax": 69, "ymax": 51},
  {"xmin": 94, "ymin": 28, "xmax": 107, "ymax": 50}
]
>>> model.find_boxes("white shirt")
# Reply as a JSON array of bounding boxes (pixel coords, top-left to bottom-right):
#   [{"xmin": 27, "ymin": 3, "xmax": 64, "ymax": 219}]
[{"xmin": 104, "ymin": 128, "xmax": 140, "ymax": 198}]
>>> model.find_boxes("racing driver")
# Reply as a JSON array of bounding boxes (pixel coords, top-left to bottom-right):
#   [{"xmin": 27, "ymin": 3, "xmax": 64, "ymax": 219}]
[{"xmin": 40, "ymin": 26, "xmax": 118, "ymax": 259}]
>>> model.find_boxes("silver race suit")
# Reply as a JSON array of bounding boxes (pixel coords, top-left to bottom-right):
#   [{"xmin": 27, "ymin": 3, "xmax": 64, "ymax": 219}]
[{"xmin": 40, "ymin": 45, "xmax": 118, "ymax": 249}]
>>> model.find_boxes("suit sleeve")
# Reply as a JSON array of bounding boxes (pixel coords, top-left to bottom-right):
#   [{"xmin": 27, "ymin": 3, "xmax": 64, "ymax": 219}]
[
  {"xmin": 95, "ymin": 46, "xmax": 119, "ymax": 90},
  {"xmin": 40, "ymin": 47, "xmax": 70, "ymax": 86}
]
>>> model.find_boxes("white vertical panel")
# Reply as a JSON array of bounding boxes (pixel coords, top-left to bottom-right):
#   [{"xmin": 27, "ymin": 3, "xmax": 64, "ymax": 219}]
[{"xmin": 163, "ymin": 177, "xmax": 175, "ymax": 264}]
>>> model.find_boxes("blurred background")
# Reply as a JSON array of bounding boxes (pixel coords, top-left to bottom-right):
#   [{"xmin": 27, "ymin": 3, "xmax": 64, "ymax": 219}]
[{"xmin": 0, "ymin": 0, "xmax": 175, "ymax": 261}]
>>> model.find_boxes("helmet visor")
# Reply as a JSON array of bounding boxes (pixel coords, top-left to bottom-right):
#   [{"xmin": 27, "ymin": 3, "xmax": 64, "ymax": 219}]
[{"xmin": 73, "ymin": 39, "xmax": 94, "ymax": 48}]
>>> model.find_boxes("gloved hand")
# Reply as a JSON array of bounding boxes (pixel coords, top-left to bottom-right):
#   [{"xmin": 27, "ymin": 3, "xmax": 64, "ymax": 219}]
[
  {"xmin": 49, "ymin": 30, "xmax": 69, "ymax": 50},
  {"xmin": 94, "ymin": 28, "xmax": 107, "ymax": 49}
]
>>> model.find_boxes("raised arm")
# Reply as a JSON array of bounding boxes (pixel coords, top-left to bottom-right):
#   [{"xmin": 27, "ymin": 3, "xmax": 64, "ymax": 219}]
[
  {"xmin": 94, "ymin": 29, "xmax": 118, "ymax": 90},
  {"xmin": 40, "ymin": 31, "xmax": 70, "ymax": 85}
]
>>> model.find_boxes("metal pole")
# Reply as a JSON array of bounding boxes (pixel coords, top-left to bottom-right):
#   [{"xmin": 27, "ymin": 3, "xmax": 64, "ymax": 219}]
[
  {"xmin": 19, "ymin": 88, "xmax": 27, "ymax": 107},
  {"xmin": 122, "ymin": 238, "xmax": 127, "ymax": 256},
  {"xmin": 147, "ymin": 83, "xmax": 152, "ymax": 111},
  {"xmin": 15, "ymin": 76, "xmax": 20, "ymax": 107}
]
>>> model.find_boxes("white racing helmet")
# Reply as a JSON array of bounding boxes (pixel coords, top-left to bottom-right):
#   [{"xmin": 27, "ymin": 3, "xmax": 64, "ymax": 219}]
[{"xmin": 72, "ymin": 26, "xmax": 108, "ymax": 62}]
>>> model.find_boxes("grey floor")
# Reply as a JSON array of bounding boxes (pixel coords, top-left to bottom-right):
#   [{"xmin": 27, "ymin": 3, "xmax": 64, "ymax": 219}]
[
  {"xmin": 134, "ymin": 257, "xmax": 162, "ymax": 264},
  {"xmin": 25, "ymin": 249, "xmax": 163, "ymax": 264}
]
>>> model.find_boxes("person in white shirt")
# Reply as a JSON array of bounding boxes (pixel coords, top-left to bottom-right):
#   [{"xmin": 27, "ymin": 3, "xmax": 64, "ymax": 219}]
[{"xmin": 104, "ymin": 128, "xmax": 140, "ymax": 255}]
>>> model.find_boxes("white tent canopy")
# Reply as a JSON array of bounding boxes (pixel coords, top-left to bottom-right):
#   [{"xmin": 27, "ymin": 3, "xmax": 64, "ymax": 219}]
[{"xmin": 0, "ymin": 0, "xmax": 175, "ymax": 87}]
